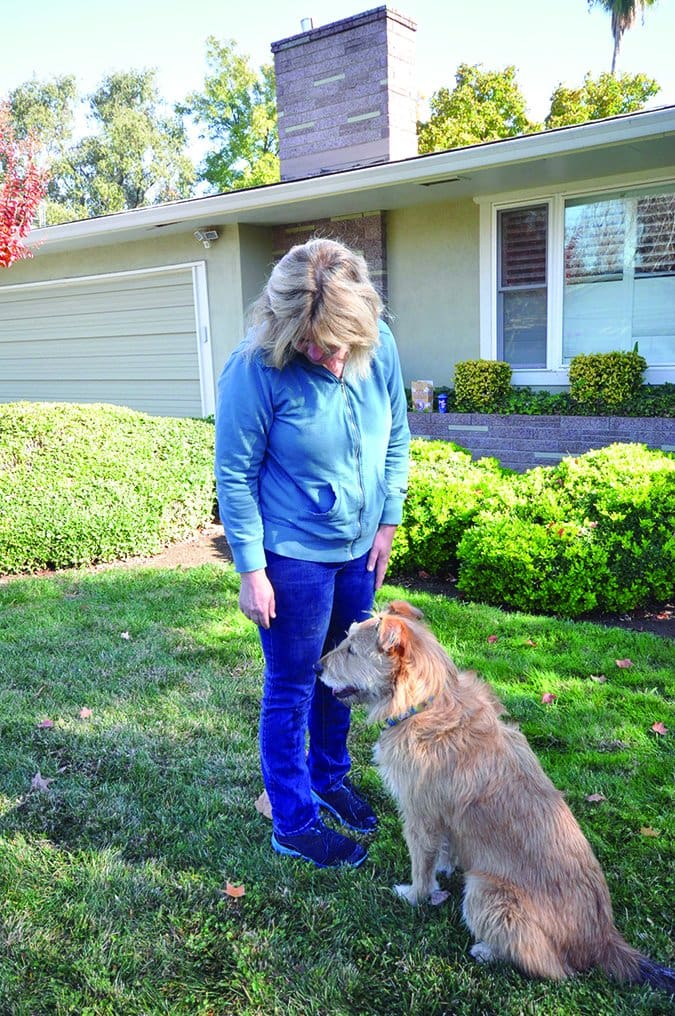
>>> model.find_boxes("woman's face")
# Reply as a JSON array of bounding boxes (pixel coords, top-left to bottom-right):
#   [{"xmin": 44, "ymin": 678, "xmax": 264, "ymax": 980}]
[{"xmin": 300, "ymin": 340, "xmax": 348, "ymax": 373}]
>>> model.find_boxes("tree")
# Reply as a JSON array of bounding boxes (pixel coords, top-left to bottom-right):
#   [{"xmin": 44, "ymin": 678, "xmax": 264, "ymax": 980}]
[
  {"xmin": 179, "ymin": 37, "xmax": 279, "ymax": 192},
  {"xmin": 0, "ymin": 104, "xmax": 48, "ymax": 268},
  {"xmin": 8, "ymin": 75, "xmax": 80, "ymax": 224},
  {"xmin": 587, "ymin": 1, "xmax": 658, "ymax": 75},
  {"xmin": 56, "ymin": 70, "xmax": 196, "ymax": 218},
  {"xmin": 546, "ymin": 70, "xmax": 659, "ymax": 127},
  {"xmin": 417, "ymin": 64, "xmax": 541, "ymax": 154}
]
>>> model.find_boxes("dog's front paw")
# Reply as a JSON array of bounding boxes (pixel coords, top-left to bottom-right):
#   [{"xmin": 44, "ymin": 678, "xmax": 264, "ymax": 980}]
[
  {"xmin": 470, "ymin": 941, "xmax": 496, "ymax": 965},
  {"xmin": 393, "ymin": 883, "xmax": 421, "ymax": 905}
]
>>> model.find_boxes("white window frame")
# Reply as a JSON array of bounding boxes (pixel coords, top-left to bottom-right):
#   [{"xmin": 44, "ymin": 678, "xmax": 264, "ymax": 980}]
[{"xmin": 478, "ymin": 173, "xmax": 675, "ymax": 386}]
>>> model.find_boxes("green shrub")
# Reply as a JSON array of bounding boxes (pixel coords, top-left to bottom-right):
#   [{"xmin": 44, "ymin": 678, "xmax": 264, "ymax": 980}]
[
  {"xmin": 453, "ymin": 359, "xmax": 512, "ymax": 412},
  {"xmin": 0, "ymin": 402, "xmax": 215, "ymax": 574},
  {"xmin": 455, "ymin": 443, "xmax": 675, "ymax": 616},
  {"xmin": 406, "ymin": 382, "xmax": 675, "ymax": 417},
  {"xmin": 389, "ymin": 439, "xmax": 511, "ymax": 577},
  {"xmin": 456, "ymin": 515, "xmax": 609, "ymax": 617},
  {"xmin": 568, "ymin": 350, "xmax": 647, "ymax": 410}
]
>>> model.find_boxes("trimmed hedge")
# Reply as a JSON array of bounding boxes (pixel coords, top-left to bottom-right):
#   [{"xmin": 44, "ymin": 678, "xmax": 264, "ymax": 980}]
[
  {"xmin": 569, "ymin": 350, "xmax": 647, "ymax": 410},
  {"xmin": 0, "ymin": 402, "xmax": 215, "ymax": 574},
  {"xmin": 391, "ymin": 439, "xmax": 675, "ymax": 618}
]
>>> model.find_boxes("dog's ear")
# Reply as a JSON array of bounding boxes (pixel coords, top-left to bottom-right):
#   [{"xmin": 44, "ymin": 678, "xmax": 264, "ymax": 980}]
[
  {"xmin": 384, "ymin": 600, "xmax": 424, "ymax": 622},
  {"xmin": 377, "ymin": 614, "xmax": 411, "ymax": 657}
]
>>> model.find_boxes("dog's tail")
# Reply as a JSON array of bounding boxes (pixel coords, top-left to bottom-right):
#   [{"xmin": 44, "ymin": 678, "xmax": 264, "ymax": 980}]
[{"xmin": 600, "ymin": 931, "xmax": 675, "ymax": 994}]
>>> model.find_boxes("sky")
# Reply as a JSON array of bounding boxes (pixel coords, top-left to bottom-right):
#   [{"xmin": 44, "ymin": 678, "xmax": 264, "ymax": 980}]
[{"xmin": 1, "ymin": 0, "xmax": 674, "ymax": 144}]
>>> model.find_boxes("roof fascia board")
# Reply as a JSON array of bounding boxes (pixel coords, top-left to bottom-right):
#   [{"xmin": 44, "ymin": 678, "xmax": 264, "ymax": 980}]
[{"xmin": 29, "ymin": 107, "xmax": 675, "ymax": 248}]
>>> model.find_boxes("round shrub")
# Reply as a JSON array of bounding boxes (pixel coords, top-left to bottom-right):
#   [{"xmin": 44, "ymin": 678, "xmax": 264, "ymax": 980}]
[
  {"xmin": 569, "ymin": 351, "xmax": 647, "ymax": 411},
  {"xmin": 456, "ymin": 516, "xmax": 610, "ymax": 617},
  {"xmin": 453, "ymin": 359, "xmax": 512, "ymax": 412},
  {"xmin": 0, "ymin": 402, "xmax": 216, "ymax": 574}
]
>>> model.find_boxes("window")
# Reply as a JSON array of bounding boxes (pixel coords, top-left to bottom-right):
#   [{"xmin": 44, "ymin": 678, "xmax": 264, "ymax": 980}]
[
  {"xmin": 487, "ymin": 183, "xmax": 675, "ymax": 376},
  {"xmin": 497, "ymin": 206, "xmax": 548, "ymax": 368},
  {"xmin": 563, "ymin": 186, "xmax": 675, "ymax": 364}
]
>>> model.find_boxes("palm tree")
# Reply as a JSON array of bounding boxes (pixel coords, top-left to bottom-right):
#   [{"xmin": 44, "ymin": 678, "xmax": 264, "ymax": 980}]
[{"xmin": 588, "ymin": 1, "xmax": 658, "ymax": 74}]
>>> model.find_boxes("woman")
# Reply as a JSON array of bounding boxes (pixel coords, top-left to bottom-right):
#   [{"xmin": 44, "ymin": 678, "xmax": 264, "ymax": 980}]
[{"xmin": 215, "ymin": 238, "xmax": 410, "ymax": 868}]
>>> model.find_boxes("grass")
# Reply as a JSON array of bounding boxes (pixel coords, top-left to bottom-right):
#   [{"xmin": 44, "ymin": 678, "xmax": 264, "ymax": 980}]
[{"xmin": 0, "ymin": 562, "xmax": 673, "ymax": 1015}]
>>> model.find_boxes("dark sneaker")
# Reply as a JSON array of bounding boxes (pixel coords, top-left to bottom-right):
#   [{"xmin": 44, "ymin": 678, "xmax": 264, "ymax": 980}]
[
  {"xmin": 312, "ymin": 778, "xmax": 378, "ymax": 833},
  {"xmin": 271, "ymin": 820, "xmax": 367, "ymax": 868}
]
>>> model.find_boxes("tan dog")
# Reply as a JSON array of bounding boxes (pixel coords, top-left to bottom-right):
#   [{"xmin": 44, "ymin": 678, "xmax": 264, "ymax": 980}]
[{"xmin": 318, "ymin": 601, "xmax": 674, "ymax": 990}]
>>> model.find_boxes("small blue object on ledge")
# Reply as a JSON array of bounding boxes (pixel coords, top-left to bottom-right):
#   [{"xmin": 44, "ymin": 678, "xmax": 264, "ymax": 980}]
[{"xmin": 437, "ymin": 392, "xmax": 447, "ymax": 413}]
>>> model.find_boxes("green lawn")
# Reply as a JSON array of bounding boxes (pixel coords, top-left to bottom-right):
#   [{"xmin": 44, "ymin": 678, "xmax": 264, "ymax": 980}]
[{"xmin": 0, "ymin": 562, "xmax": 673, "ymax": 1015}]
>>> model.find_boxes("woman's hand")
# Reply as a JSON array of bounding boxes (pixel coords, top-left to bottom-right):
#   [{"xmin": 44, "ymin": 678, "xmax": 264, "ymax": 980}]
[
  {"xmin": 239, "ymin": 569, "xmax": 276, "ymax": 629},
  {"xmin": 367, "ymin": 524, "xmax": 398, "ymax": 590}
]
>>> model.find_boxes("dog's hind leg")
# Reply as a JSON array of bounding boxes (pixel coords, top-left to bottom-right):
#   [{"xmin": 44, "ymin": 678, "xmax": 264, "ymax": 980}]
[
  {"xmin": 463, "ymin": 873, "xmax": 569, "ymax": 981},
  {"xmin": 394, "ymin": 820, "xmax": 444, "ymax": 904},
  {"xmin": 435, "ymin": 835, "xmax": 456, "ymax": 878}
]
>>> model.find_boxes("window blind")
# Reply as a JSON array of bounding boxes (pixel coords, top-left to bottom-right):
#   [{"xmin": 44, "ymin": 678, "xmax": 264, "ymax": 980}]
[
  {"xmin": 499, "ymin": 207, "xmax": 547, "ymax": 288},
  {"xmin": 636, "ymin": 195, "xmax": 675, "ymax": 276}
]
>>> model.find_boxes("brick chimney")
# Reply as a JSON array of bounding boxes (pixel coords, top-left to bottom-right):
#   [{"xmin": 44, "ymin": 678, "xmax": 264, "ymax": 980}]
[{"xmin": 272, "ymin": 7, "xmax": 417, "ymax": 182}]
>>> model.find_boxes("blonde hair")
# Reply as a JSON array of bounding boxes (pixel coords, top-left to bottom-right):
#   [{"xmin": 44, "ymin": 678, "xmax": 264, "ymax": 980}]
[{"xmin": 247, "ymin": 238, "xmax": 382, "ymax": 379}]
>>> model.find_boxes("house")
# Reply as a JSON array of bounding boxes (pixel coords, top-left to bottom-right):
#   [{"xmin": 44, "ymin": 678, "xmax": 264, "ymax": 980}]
[{"xmin": 1, "ymin": 6, "xmax": 674, "ymax": 420}]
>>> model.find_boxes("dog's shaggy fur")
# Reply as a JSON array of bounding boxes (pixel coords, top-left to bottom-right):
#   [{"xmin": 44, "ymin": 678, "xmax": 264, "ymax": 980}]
[{"xmin": 318, "ymin": 601, "xmax": 674, "ymax": 990}]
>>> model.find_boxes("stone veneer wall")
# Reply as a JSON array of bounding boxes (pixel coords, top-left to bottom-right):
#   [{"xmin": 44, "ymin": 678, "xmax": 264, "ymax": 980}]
[
  {"xmin": 408, "ymin": 412, "xmax": 675, "ymax": 472},
  {"xmin": 272, "ymin": 7, "xmax": 417, "ymax": 181},
  {"xmin": 271, "ymin": 212, "xmax": 387, "ymax": 300}
]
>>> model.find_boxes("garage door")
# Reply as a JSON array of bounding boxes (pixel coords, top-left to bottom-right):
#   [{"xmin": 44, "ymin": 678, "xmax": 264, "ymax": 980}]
[{"xmin": 0, "ymin": 263, "xmax": 214, "ymax": 417}]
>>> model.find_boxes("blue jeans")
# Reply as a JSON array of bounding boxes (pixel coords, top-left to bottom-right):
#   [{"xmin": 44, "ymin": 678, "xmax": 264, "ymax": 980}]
[{"xmin": 258, "ymin": 551, "xmax": 376, "ymax": 837}]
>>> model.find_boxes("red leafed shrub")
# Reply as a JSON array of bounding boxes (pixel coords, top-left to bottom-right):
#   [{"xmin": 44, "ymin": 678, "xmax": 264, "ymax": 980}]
[{"xmin": 0, "ymin": 104, "xmax": 48, "ymax": 268}]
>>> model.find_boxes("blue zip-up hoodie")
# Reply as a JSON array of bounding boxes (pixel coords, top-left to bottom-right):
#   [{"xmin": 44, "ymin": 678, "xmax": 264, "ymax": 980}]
[{"xmin": 214, "ymin": 320, "xmax": 410, "ymax": 573}]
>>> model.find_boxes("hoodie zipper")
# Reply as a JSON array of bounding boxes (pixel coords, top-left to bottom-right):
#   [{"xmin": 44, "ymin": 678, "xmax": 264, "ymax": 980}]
[{"xmin": 340, "ymin": 377, "xmax": 364, "ymax": 557}]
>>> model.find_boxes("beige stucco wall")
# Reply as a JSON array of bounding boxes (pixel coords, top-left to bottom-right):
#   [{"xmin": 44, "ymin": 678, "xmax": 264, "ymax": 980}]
[{"xmin": 386, "ymin": 198, "xmax": 480, "ymax": 389}]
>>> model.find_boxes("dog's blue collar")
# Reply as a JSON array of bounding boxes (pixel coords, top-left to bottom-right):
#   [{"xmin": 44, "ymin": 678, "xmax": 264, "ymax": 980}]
[{"xmin": 385, "ymin": 697, "xmax": 435, "ymax": 727}]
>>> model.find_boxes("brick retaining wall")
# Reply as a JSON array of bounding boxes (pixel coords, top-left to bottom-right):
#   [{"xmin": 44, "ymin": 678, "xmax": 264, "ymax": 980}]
[{"xmin": 408, "ymin": 412, "xmax": 675, "ymax": 472}]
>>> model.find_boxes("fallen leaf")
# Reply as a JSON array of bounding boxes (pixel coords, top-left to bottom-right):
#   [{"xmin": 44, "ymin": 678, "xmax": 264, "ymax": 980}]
[
  {"xmin": 31, "ymin": 771, "xmax": 54, "ymax": 793},
  {"xmin": 430, "ymin": 889, "xmax": 449, "ymax": 906},
  {"xmin": 487, "ymin": 635, "xmax": 498, "ymax": 644},
  {"xmin": 254, "ymin": 790, "xmax": 273, "ymax": 820},
  {"xmin": 222, "ymin": 882, "xmax": 246, "ymax": 898},
  {"xmin": 37, "ymin": 718, "xmax": 54, "ymax": 729},
  {"xmin": 651, "ymin": 722, "xmax": 668, "ymax": 735},
  {"xmin": 417, "ymin": 570, "xmax": 430, "ymax": 580},
  {"xmin": 615, "ymin": 658, "xmax": 633, "ymax": 669},
  {"xmin": 79, "ymin": 707, "xmax": 93, "ymax": 720},
  {"xmin": 640, "ymin": 827, "xmax": 660, "ymax": 837},
  {"xmin": 589, "ymin": 674, "xmax": 607, "ymax": 683},
  {"xmin": 524, "ymin": 639, "xmax": 537, "ymax": 647},
  {"xmin": 120, "ymin": 631, "xmax": 131, "ymax": 640},
  {"xmin": 585, "ymin": 793, "xmax": 607, "ymax": 803},
  {"xmin": 541, "ymin": 692, "xmax": 557, "ymax": 704}
]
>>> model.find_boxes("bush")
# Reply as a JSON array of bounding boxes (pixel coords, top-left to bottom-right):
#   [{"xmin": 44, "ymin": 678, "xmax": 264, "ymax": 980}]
[
  {"xmin": 568, "ymin": 350, "xmax": 647, "ymax": 411},
  {"xmin": 453, "ymin": 359, "xmax": 512, "ymax": 412},
  {"xmin": 455, "ymin": 443, "xmax": 675, "ymax": 616},
  {"xmin": 390, "ymin": 438, "xmax": 674, "ymax": 618},
  {"xmin": 389, "ymin": 439, "xmax": 511, "ymax": 577},
  {"xmin": 456, "ymin": 515, "xmax": 609, "ymax": 616},
  {"xmin": 0, "ymin": 402, "xmax": 215, "ymax": 574},
  {"xmin": 406, "ymin": 382, "xmax": 675, "ymax": 417}
]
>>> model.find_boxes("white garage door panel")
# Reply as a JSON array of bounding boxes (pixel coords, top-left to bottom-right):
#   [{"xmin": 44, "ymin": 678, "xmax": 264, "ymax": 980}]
[
  {"xmin": 2, "ymin": 308, "xmax": 196, "ymax": 341},
  {"xmin": 0, "ymin": 379, "xmax": 202, "ymax": 417},
  {"xmin": 0, "ymin": 352, "xmax": 199, "ymax": 381},
  {"xmin": 0, "ymin": 265, "xmax": 212, "ymax": 417}
]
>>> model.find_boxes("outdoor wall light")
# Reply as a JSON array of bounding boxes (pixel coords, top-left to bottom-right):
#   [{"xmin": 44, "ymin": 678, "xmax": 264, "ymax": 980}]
[{"xmin": 194, "ymin": 229, "xmax": 219, "ymax": 248}]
